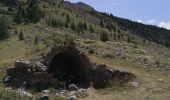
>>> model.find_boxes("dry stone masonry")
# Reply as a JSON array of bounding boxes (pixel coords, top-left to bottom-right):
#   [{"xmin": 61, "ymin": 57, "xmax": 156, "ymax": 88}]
[{"xmin": 3, "ymin": 45, "xmax": 135, "ymax": 91}]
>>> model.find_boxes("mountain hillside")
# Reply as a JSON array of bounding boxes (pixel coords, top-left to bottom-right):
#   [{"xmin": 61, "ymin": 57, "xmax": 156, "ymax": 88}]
[
  {"xmin": 0, "ymin": 0, "xmax": 170, "ymax": 100},
  {"xmin": 0, "ymin": 0, "xmax": 170, "ymax": 47}
]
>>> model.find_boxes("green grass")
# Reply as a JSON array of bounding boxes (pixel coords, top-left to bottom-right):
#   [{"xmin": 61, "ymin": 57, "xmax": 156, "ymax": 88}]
[{"xmin": 0, "ymin": 20, "xmax": 169, "ymax": 100}]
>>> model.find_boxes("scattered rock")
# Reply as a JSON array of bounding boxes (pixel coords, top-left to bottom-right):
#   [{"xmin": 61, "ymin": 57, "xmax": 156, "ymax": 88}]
[
  {"xmin": 157, "ymin": 79, "xmax": 163, "ymax": 82},
  {"xmin": 112, "ymin": 70, "xmax": 135, "ymax": 81},
  {"xmin": 35, "ymin": 62, "xmax": 48, "ymax": 72},
  {"xmin": 15, "ymin": 60, "xmax": 31, "ymax": 68},
  {"xmin": 42, "ymin": 90, "xmax": 50, "ymax": 94},
  {"xmin": 130, "ymin": 81, "xmax": 140, "ymax": 88},
  {"xmin": 5, "ymin": 87, "xmax": 13, "ymax": 91},
  {"xmin": 150, "ymin": 88, "xmax": 164, "ymax": 94},
  {"xmin": 69, "ymin": 84, "xmax": 78, "ymax": 91},
  {"xmin": 77, "ymin": 88, "xmax": 86, "ymax": 93},
  {"xmin": 3, "ymin": 76, "xmax": 13, "ymax": 84},
  {"xmin": 61, "ymin": 89, "xmax": 67, "ymax": 94},
  {"xmin": 77, "ymin": 88, "xmax": 87, "ymax": 98},
  {"xmin": 145, "ymin": 96, "xmax": 152, "ymax": 100},
  {"xmin": 67, "ymin": 95, "xmax": 77, "ymax": 100},
  {"xmin": 16, "ymin": 88, "xmax": 33, "ymax": 98},
  {"xmin": 60, "ymin": 91, "xmax": 66, "ymax": 96},
  {"xmin": 68, "ymin": 91, "xmax": 77, "ymax": 96},
  {"xmin": 7, "ymin": 68, "xmax": 16, "ymax": 76},
  {"xmin": 39, "ymin": 94, "xmax": 50, "ymax": 100},
  {"xmin": 55, "ymin": 93, "xmax": 59, "ymax": 96},
  {"xmin": 93, "ymin": 64, "xmax": 107, "ymax": 72},
  {"xmin": 115, "ymin": 51, "xmax": 122, "ymax": 57}
]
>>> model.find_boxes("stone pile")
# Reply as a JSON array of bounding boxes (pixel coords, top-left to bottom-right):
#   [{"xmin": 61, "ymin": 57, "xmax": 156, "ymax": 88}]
[
  {"xmin": 4, "ymin": 60, "xmax": 58, "ymax": 90},
  {"xmin": 3, "ymin": 45, "xmax": 135, "ymax": 91}
]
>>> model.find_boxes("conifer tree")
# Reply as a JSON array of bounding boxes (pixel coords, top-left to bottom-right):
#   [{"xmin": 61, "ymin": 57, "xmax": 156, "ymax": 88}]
[{"xmin": 0, "ymin": 15, "xmax": 9, "ymax": 40}]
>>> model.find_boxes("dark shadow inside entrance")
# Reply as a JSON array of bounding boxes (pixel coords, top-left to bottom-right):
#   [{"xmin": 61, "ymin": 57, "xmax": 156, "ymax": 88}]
[{"xmin": 48, "ymin": 52, "xmax": 87, "ymax": 87}]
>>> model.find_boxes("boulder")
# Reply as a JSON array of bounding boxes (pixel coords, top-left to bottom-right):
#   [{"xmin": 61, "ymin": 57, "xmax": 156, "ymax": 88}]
[
  {"xmin": 42, "ymin": 90, "xmax": 50, "ymax": 94},
  {"xmin": 68, "ymin": 91, "xmax": 77, "ymax": 96},
  {"xmin": 15, "ymin": 60, "xmax": 31, "ymax": 68},
  {"xmin": 39, "ymin": 94, "xmax": 50, "ymax": 100},
  {"xmin": 157, "ymin": 79, "xmax": 163, "ymax": 82},
  {"xmin": 93, "ymin": 64, "xmax": 107, "ymax": 72},
  {"xmin": 69, "ymin": 84, "xmax": 78, "ymax": 91},
  {"xmin": 67, "ymin": 95, "xmax": 77, "ymax": 100},
  {"xmin": 77, "ymin": 88, "xmax": 87, "ymax": 98},
  {"xmin": 92, "ymin": 72, "xmax": 112, "ymax": 89},
  {"xmin": 150, "ymin": 88, "xmax": 164, "ymax": 94},
  {"xmin": 16, "ymin": 88, "xmax": 33, "ymax": 98},
  {"xmin": 3, "ymin": 76, "xmax": 13, "ymax": 84},
  {"xmin": 77, "ymin": 88, "xmax": 86, "ymax": 93},
  {"xmin": 7, "ymin": 68, "xmax": 16, "ymax": 76},
  {"xmin": 59, "ymin": 91, "xmax": 66, "ymax": 95},
  {"xmin": 35, "ymin": 62, "xmax": 48, "ymax": 72},
  {"xmin": 92, "ymin": 64, "xmax": 113, "ymax": 89},
  {"xmin": 112, "ymin": 70, "xmax": 135, "ymax": 81},
  {"xmin": 130, "ymin": 81, "xmax": 140, "ymax": 88}
]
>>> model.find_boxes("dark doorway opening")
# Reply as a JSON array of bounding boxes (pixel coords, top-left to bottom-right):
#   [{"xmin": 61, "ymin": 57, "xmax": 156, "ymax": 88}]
[{"xmin": 48, "ymin": 52, "xmax": 87, "ymax": 87}]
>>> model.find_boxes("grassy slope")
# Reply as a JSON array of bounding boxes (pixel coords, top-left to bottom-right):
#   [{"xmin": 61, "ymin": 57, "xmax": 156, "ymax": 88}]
[
  {"xmin": 0, "ymin": 1, "xmax": 170, "ymax": 100},
  {"xmin": 82, "ymin": 55, "xmax": 170, "ymax": 100},
  {"xmin": 0, "ymin": 34, "xmax": 170, "ymax": 100}
]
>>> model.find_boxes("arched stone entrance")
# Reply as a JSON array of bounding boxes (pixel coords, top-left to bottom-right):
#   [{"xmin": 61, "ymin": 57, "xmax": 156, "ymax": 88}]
[{"xmin": 42, "ymin": 46, "xmax": 91, "ymax": 87}]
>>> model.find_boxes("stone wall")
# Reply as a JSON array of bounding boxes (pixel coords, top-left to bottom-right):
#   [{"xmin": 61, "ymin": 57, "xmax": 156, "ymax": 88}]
[{"xmin": 3, "ymin": 45, "xmax": 135, "ymax": 90}]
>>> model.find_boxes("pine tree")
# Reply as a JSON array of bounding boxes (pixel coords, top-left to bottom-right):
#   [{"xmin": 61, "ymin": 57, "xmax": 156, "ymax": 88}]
[
  {"xmin": 34, "ymin": 35, "xmax": 39, "ymax": 45},
  {"xmin": 14, "ymin": 9, "xmax": 24, "ymax": 24},
  {"xmin": 127, "ymin": 35, "xmax": 131, "ymax": 43},
  {"xmin": 65, "ymin": 21, "xmax": 69, "ymax": 28},
  {"xmin": 19, "ymin": 31, "xmax": 24, "ymax": 40},
  {"xmin": 100, "ymin": 19, "xmax": 104, "ymax": 28},
  {"xmin": 83, "ymin": 22, "xmax": 87, "ymax": 30},
  {"xmin": 77, "ymin": 22, "xmax": 84, "ymax": 32},
  {"xmin": 71, "ymin": 22, "xmax": 76, "ymax": 30},
  {"xmin": 117, "ymin": 33, "xmax": 121, "ymax": 40},
  {"xmin": 89, "ymin": 25, "xmax": 94, "ymax": 33},
  {"xmin": 66, "ymin": 13, "xmax": 70, "ymax": 23},
  {"xmin": 27, "ymin": 0, "xmax": 44, "ymax": 23},
  {"xmin": 0, "ymin": 15, "xmax": 9, "ymax": 40},
  {"xmin": 113, "ymin": 33, "xmax": 117, "ymax": 40}
]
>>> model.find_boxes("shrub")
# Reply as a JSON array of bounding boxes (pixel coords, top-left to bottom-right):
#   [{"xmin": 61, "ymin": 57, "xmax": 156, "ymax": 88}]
[
  {"xmin": 53, "ymin": 36, "xmax": 75, "ymax": 46},
  {"xmin": 71, "ymin": 22, "xmax": 76, "ymax": 30},
  {"xmin": 0, "ymin": 90, "xmax": 32, "ymax": 100},
  {"xmin": 155, "ymin": 59, "xmax": 160, "ymax": 67},
  {"xmin": 100, "ymin": 31, "xmax": 108, "ymax": 42},
  {"xmin": 89, "ymin": 25, "xmax": 94, "ymax": 33},
  {"xmin": 14, "ymin": 30, "xmax": 18, "ymax": 35},
  {"xmin": 34, "ymin": 35, "xmax": 39, "ymax": 45},
  {"xmin": 66, "ymin": 13, "xmax": 70, "ymax": 23},
  {"xmin": 127, "ymin": 35, "xmax": 132, "ymax": 43},
  {"xmin": 100, "ymin": 19, "xmax": 104, "ymax": 28},
  {"xmin": 83, "ymin": 22, "xmax": 87, "ymax": 30},
  {"xmin": 65, "ymin": 37, "xmax": 76, "ymax": 46},
  {"xmin": 19, "ymin": 31, "xmax": 24, "ymax": 40},
  {"xmin": 77, "ymin": 22, "xmax": 84, "ymax": 33},
  {"xmin": 102, "ymin": 53, "xmax": 114, "ymax": 58},
  {"xmin": 164, "ymin": 40, "xmax": 170, "ymax": 47},
  {"xmin": 88, "ymin": 48, "xmax": 95, "ymax": 54}
]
